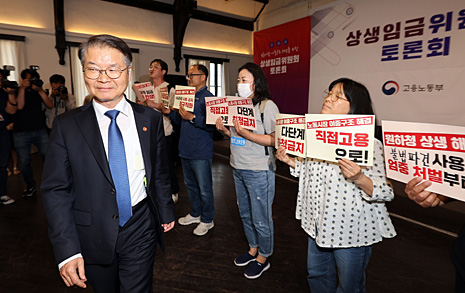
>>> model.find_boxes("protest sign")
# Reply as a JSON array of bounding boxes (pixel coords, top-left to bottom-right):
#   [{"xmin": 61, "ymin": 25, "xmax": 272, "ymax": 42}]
[
  {"xmin": 205, "ymin": 96, "xmax": 229, "ymax": 125},
  {"xmin": 205, "ymin": 96, "xmax": 257, "ymax": 131},
  {"xmin": 160, "ymin": 87, "xmax": 170, "ymax": 108},
  {"xmin": 133, "ymin": 82, "xmax": 156, "ymax": 101},
  {"xmin": 228, "ymin": 97, "xmax": 256, "ymax": 131},
  {"xmin": 305, "ymin": 114, "xmax": 375, "ymax": 166},
  {"xmin": 276, "ymin": 114, "xmax": 306, "ymax": 157},
  {"xmin": 382, "ymin": 120, "xmax": 465, "ymax": 202},
  {"xmin": 173, "ymin": 85, "xmax": 195, "ymax": 112}
]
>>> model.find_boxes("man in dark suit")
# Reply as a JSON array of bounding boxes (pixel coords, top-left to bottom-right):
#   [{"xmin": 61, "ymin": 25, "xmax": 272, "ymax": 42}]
[{"xmin": 41, "ymin": 34, "xmax": 175, "ymax": 292}]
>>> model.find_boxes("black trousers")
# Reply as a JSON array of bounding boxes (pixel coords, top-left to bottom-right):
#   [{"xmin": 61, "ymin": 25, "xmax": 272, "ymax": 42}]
[
  {"xmin": 166, "ymin": 134, "xmax": 180, "ymax": 194},
  {"xmin": 453, "ymin": 226, "xmax": 465, "ymax": 293},
  {"xmin": 85, "ymin": 201, "xmax": 158, "ymax": 293},
  {"xmin": 0, "ymin": 129, "xmax": 10, "ymax": 196}
]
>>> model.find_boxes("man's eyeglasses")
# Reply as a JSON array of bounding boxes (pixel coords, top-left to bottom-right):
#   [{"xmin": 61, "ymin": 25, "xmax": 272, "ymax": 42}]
[
  {"xmin": 323, "ymin": 90, "xmax": 348, "ymax": 102},
  {"xmin": 186, "ymin": 73, "xmax": 204, "ymax": 80},
  {"xmin": 83, "ymin": 67, "xmax": 128, "ymax": 80}
]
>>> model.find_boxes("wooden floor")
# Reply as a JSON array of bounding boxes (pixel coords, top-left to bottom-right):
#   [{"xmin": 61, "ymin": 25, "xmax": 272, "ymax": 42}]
[{"xmin": 0, "ymin": 140, "xmax": 463, "ymax": 292}]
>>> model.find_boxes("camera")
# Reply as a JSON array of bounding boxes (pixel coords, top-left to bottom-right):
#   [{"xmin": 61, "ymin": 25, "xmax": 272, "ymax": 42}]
[
  {"xmin": 0, "ymin": 65, "xmax": 19, "ymax": 89},
  {"xmin": 57, "ymin": 85, "xmax": 68, "ymax": 95},
  {"xmin": 29, "ymin": 65, "xmax": 44, "ymax": 87}
]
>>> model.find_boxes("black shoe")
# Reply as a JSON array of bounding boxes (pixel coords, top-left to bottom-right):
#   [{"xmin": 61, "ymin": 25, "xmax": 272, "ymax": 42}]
[
  {"xmin": 234, "ymin": 252, "xmax": 257, "ymax": 267},
  {"xmin": 244, "ymin": 260, "xmax": 270, "ymax": 279},
  {"xmin": 22, "ymin": 186, "xmax": 36, "ymax": 197}
]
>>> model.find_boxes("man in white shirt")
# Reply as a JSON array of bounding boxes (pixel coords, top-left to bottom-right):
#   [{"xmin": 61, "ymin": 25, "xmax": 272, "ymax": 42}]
[
  {"xmin": 143, "ymin": 59, "xmax": 180, "ymax": 204},
  {"xmin": 45, "ymin": 74, "xmax": 76, "ymax": 132},
  {"xmin": 41, "ymin": 34, "xmax": 175, "ymax": 292}
]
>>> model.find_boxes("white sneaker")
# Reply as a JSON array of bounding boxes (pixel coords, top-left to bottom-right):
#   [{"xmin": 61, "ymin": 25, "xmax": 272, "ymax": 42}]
[
  {"xmin": 193, "ymin": 221, "xmax": 214, "ymax": 236},
  {"xmin": 1, "ymin": 195, "xmax": 15, "ymax": 205},
  {"xmin": 172, "ymin": 193, "xmax": 179, "ymax": 204},
  {"xmin": 178, "ymin": 214, "xmax": 201, "ymax": 226}
]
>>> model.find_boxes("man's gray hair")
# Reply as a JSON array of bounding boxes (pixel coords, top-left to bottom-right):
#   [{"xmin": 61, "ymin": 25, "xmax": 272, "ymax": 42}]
[{"xmin": 78, "ymin": 34, "xmax": 132, "ymax": 67}]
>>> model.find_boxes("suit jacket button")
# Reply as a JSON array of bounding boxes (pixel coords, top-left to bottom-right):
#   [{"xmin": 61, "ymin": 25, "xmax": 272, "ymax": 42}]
[
  {"xmin": 112, "ymin": 214, "xmax": 119, "ymax": 220},
  {"xmin": 111, "ymin": 189, "xmax": 116, "ymax": 195}
]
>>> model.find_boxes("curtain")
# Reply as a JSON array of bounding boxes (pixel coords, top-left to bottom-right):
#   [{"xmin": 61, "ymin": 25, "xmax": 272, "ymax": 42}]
[
  {"xmin": 69, "ymin": 46, "xmax": 88, "ymax": 107},
  {"xmin": 125, "ymin": 51, "xmax": 138, "ymax": 102},
  {"xmin": 223, "ymin": 61, "xmax": 229, "ymax": 96},
  {"xmin": 188, "ymin": 58, "xmax": 211, "ymax": 92},
  {"xmin": 69, "ymin": 47, "xmax": 139, "ymax": 106},
  {"xmin": 0, "ymin": 40, "xmax": 25, "ymax": 82}
]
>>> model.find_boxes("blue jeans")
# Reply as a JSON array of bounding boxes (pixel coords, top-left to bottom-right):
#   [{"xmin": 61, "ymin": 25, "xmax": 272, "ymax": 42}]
[
  {"xmin": 181, "ymin": 158, "xmax": 214, "ymax": 223},
  {"xmin": 0, "ymin": 129, "xmax": 10, "ymax": 196},
  {"xmin": 307, "ymin": 236, "xmax": 372, "ymax": 293},
  {"xmin": 233, "ymin": 166, "xmax": 275, "ymax": 258},
  {"xmin": 13, "ymin": 129, "xmax": 48, "ymax": 188}
]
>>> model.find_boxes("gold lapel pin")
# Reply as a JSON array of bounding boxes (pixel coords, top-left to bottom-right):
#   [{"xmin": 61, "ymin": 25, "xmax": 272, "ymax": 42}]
[{"xmin": 143, "ymin": 127, "xmax": 148, "ymax": 132}]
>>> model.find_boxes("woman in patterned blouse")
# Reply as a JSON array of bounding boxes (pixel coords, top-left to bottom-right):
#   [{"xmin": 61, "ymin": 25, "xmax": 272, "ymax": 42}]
[{"xmin": 276, "ymin": 78, "xmax": 396, "ymax": 293}]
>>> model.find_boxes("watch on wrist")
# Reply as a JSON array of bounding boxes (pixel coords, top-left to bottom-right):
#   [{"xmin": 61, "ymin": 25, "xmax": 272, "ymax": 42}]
[{"xmin": 190, "ymin": 115, "xmax": 196, "ymax": 124}]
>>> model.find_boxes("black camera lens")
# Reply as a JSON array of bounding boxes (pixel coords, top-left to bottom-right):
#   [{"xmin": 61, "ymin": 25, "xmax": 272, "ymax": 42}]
[
  {"xmin": 1, "ymin": 79, "xmax": 18, "ymax": 89},
  {"xmin": 30, "ymin": 78, "xmax": 44, "ymax": 87},
  {"xmin": 58, "ymin": 86, "xmax": 68, "ymax": 95},
  {"xmin": 6, "ymin": 80, "xmax": 18, "ymax": 89}
]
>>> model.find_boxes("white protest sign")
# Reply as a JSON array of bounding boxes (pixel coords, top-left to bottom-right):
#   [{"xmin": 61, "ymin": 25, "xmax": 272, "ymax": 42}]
[
  {"xmin": 173, "ymin": 85, "xmax": 195, "ymax": 112},
  {"xmin": 228, "ymin": 97, "xmax": 256, "ymax": 131},
  {"xmin": 160, "ymin": 87, "xmax": 169, "ymax": 108},
  {"xmin": 205, "ymin": 96, "xmax": 257, "ymax": 131},
  {"xmin": 133, "ymin": 82, "xmax": 156, "ymax": 101},
  {"xmin": 305, "ymin": 114, "xmax": 375, "ymax": 166},
  {"xmin": 276, "ymin": 114, "xmax": 306, "ymax": 158},
  {"xmin": 205, "ymin": 96, "xmax": 229, "ymax": 125},
  {"xmin": 382, "ymin": 120, "xmax": 465, "ymax": 202},
  {"xmin": 132, "ymin": 83, "xmax": 143, "ymax": 102}
]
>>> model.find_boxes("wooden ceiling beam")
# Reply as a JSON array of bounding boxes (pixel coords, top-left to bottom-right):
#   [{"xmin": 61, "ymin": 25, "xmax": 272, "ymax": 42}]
[
  {"xmin": 100, "ymin": 0, "xmax": 268, "ymax": 71},
  {"xmin": 101, "ymin": 0, "xmax": 174, "ymax": 14},
  {"xmin": 102, "ymin": 0, "xmax": 257, "ymax": 31}
]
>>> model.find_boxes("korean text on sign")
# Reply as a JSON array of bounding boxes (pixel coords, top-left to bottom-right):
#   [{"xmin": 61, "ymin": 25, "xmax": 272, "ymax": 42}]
[
  {"xmin": 305, "ymin": 114, "xmax": 375, "ymax": 166},
  {"xmin": 276, "ymin": 113, "xmax": 306, "ymax": 158},
  {"xmin": 134, "ymin": 82, "xmax": 156, "ymax": 101},
  {"xmin": 173, "ymin": 85, "xmax": 195, "ymax": 111},
  {"xmin": 160, "ymin": 87, "xmax": 170, "ymax": 108},
  {"xmin": 382, "ymin": 120, "xmax": 465, "ymax": 202},
  {"xmin": 205, "ymin": 96, "xmax": 257, "ymax": 131},
  {"xmin": 346, "ymin": 8, "xmax": 465, "ymax": 62}
]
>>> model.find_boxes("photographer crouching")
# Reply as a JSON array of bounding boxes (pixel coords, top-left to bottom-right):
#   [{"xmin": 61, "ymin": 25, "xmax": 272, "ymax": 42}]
[
  {"xmin": 13, "ymin": 66, "xmax": 53, "ymax": 198},
  {"xmin": 45, "ymin": 74, "xmax": 76, "ymax": 133}
]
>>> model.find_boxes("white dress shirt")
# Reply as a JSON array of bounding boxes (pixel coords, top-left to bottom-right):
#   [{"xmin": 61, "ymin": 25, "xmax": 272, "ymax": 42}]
[{"xmin": 93, "ymin": 98, "xmax": 146, "ymax": 207}]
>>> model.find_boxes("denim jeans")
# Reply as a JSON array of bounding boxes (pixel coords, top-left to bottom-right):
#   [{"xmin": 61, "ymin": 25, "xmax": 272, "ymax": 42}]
[
  {"xmin": 13, "ymin": 129, "xmax": 48, "ymax": 188},
  {"xmin": 181, "ymin": 158, "xmax": 214, "ymax": 223},
  {"xmin": 307, "ymin": 236, "xmax": 372, "ymax": 293},
  {"xmin": 233, "ymin": 166, "xmax": 275, "ymax": 258},
  {"xmin": 0, "ymin": 129, "xmax": 10, "ymax": 196}
]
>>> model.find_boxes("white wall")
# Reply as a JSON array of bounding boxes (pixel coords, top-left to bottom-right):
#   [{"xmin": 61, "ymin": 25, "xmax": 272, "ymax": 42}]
[
  {"xmin": 0, "ymin": 24, "xmax": 62, "ymax": 84},
  {"xmin": 0, "ymin": 0, "xmax": 253, "ymax": 96},
  {"xmin": 65, "ymin": 0, "xmax": 173, "ymax": 45}
]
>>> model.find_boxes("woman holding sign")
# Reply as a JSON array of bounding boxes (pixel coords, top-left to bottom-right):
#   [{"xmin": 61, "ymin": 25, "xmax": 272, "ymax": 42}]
[
  {"xmin": 216, "ymin": 62, "xmax": 279, "ymax": 279},
  {"xmin": 276, "ymin": 78, "xmax": 396, "ymax": 292}
]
